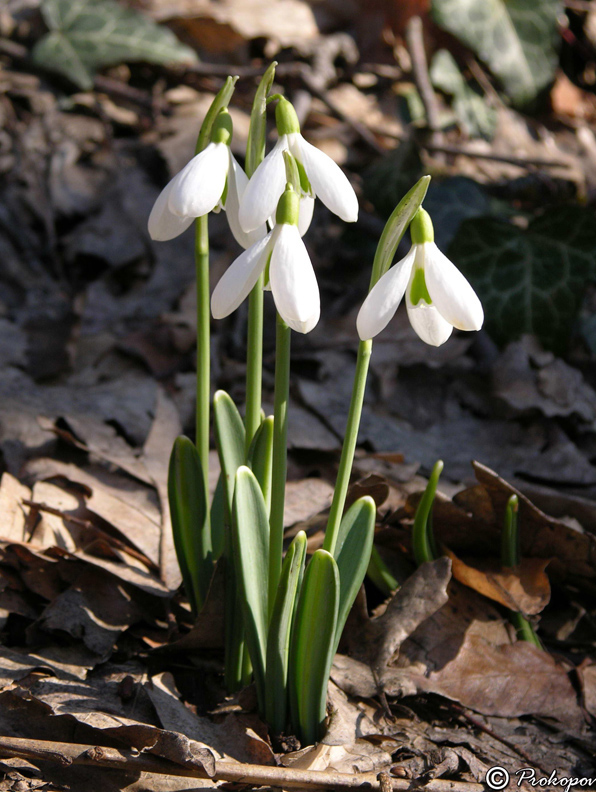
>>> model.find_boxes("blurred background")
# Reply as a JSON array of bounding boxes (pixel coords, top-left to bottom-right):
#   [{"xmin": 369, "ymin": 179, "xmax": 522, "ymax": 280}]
[{"xmin": 2, "ymin": 0, "xmax": 596, "ymax": 504}]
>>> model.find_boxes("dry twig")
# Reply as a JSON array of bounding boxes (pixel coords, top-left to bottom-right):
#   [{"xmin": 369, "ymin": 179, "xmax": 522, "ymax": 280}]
[{"xmin": 0, "ymin": 736, "xmax": 487, "ymax": 792}]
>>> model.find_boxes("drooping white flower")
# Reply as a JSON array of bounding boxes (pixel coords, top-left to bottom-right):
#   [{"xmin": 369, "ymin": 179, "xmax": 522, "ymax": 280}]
[
  {"xmin": 357, "ymin": 209, "xmax": 483, "ymax": 346},
  {"xmin": 238, "ymin": 97, "xmax": 358, "ymax": 233},
  {"xmin": 148, "ymin": 109, "xmax": 266, "ymax": 248},
  {"xmin": 212, "ymin": 185, "xmax": 320, "ymax": 333}
]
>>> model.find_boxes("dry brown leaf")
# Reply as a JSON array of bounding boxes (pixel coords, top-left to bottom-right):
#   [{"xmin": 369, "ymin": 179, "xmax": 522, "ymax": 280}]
[
  {"xmin": 578, "ymin": 661, "xmax": 596, "ymax": 719},
  {"xmin": 0, "ymin": 473, "xmax": 30, "ymax": 543},
  {"xmin": 445, "ymin": 547, "xmax": 551, "ymax": 615},
  {"xmin": 420, "ymin": 635, "xmax": 581, "ymax": 726},
  {"xmin": 284, "ymin": 478, "xmax": 334, "ymax": 528}
]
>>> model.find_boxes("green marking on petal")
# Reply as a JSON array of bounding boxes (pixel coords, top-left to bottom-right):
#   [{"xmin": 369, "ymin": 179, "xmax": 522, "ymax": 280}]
[{"xmin": 410, "ymin": 266, "xmax": 432, "ymax": 306}]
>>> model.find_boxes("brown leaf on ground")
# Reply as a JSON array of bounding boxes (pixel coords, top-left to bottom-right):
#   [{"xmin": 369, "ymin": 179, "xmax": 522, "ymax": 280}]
[
  {"xmin": 0, "ymin": 473, "xmax": 31, "ymax": 543},
  {"xmin": 445, "ymin": 547, "xmax": 551, "ymax": 615},
  {"xmin": 419, "ymin": 636, "xmax": 582, "ymax": 726},
  {"xmin": 578, "ymin": 660, "xmax": 596, "ymax": 719},
  {"xmin": 284, "ymin": 478, "xmax": 334, "ymax": 528}
]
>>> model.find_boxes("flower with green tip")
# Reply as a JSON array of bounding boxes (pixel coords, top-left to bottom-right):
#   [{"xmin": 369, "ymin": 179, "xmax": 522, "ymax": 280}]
[
  {"xmin": 148, "ymin": 110, "xmax": 265, "ymax": 248},
  {"xmin": 357, "ymin": 209, "xmax": 483, "ymax": 346},
  {"xmin": 212, "ymin": 185, "xmax": 320, "ymax": 333},
  {"xmin": 238, "ymin": 97, "xmax": 358, "ymax": 233}
]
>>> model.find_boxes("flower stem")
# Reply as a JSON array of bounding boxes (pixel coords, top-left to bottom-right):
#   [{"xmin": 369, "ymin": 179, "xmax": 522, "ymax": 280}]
[
  {"xmin": 195, "ymin": 214, "xmax": 211, "ymax": 527},
  {"xmin": 322, "ymin": 339, "xmax": 372, "ymax": 557},
  {"xmin": 269, "ymin": 314, "xmax": 291, "ymax": 614},
  {"xmin": 245, "ymin": 275, "xmax": 264, "ymax": 454}
]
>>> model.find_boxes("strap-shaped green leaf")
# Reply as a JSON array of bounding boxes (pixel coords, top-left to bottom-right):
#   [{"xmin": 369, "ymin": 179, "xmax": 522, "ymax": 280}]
[
  {"xmin": 246, "ymin": 62, "xmax": 277, "ymax": 178},
  {"xmin": 289, "ymin": 549, "xmax": 339, "ymax": 745},
  {"xmin": 265, "ymin": 531, "xmax": 306, "ymax": 734},
  {"xmin": 367, "ymin": 545, "xmax": 399, "ymax": 596},
  {"xmin": 224, "ymin": 556, "xmax": 249, "ymax": 692},
  {"xmin": 248, "ymin": 415, "xmax": 274, "ymax": 514},
  {"xmin": 333, "ymin": 496, "xmax": 375, "ymax": 647},
  {"xmin": 168, "ymin": 436, "xmax": 210, "ymax": 614},
  {"xmin": 213, "ymin": 390, "xmax": 246, "ymax": 517},
  {"xmin": 210, "ymin": 474, "xmax": 226, "ymax": 561},
  {"xmin": 232, "ymin": 466, "xmax": 270, "ymax": 709},
  {"xmin": 412, "ymin": 460, "xmax": 443, "ymax": 566}
]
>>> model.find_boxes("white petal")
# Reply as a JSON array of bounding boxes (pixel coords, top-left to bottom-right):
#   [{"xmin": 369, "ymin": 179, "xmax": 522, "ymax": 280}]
[
  {"xmin": 225, "ymin": 153, "xmax": 268, "ymax": 248},
  {"xmin": 356, "ymin": 246, "xmax": 416, "ymax": 340},
  {"xmin": 270, "ymin": 224, "xmax": 320, "ymax": 333},
  {"xmin": 406, "ymin": 282, "xmax": 453, "ymax": 346},
  {"xmin": 148, "ymin": 178, "xmax": 195, "ymax": 241},
  {"xmin": 294, "ymin": 136, "xmax": 358, "ymax": 223},
  {"xmin": 211, "ymin": 232, "xmax": 273, "ymax": 319},
  {"xmin": 168, "ymin": 142, "xmax": 229, "ymax": 218},
  {"xmin": 298, "ymin": 194, "xmax": 314, "ymax": 237},
  {"xmin": 423, "ymin": 243, "xmax": 484, "ymax": 331},
  {"xmin": 238, "ymin": 137, "xmax": 288, "ymax": 233}
]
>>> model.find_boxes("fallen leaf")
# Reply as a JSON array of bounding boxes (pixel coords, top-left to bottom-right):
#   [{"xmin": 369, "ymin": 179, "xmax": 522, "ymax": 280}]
[
  {"xmin": 0, "ymin": 473, "xmax": 31, "ymax": 543},
  {"xmin": 445, "ymin": 548, "xmax": 551, "ymax": 615}
]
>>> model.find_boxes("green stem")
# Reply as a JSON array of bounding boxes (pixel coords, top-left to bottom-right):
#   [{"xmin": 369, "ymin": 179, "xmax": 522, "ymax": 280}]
[
  {"xmin": 412, "ymin": 460, "xmax": 443, "ymax": 566},
  {"xmin": 323, "ymin": 339, "xmax": 372, "ymax": 557},
  {"xmin": 195, "ymin": 214, "xmax": 211, "ymax": 532},
  {"xmin": 269, "ymin": 314, "xmax": 291, "ymax": 614},
  {"xmin": 245, "ymin": 274, "xmax": 264, "ymax": 453},
  {"xmin": 510, "ymin": 611, "xmax": 542, "ymax": 648}
]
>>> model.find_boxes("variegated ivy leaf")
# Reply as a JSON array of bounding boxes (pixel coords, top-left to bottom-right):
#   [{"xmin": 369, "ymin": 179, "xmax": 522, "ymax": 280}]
[
  {"xmin": 450, "ymin": 207, "xmax": 596, "ymax": 352},
  {"xmin": 431, "ymin": 0, "xmax": 561, "ymax": 108},
  {"xmin": 33, "ymin": 0, "xmax": 197, "ymax": 90}
]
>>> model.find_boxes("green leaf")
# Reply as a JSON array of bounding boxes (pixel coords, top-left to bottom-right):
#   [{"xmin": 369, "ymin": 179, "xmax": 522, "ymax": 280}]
[
  {"xmin": 430, "ymin": 50, "xmax": 497, "ymax": 140},
  {"xmin": 33, "ymin": 0, "xmax": 197, "ymax": 90},
  {"xmin": 369, "ymin": 175, "xmax": 431, "ymax": 287},
  {"xmin": 247, "ymin": 415, "xmax": 274, "ymax": 514},
  {"xmin": 168, "ymin": 436, "xmax": 210, "ymax": 614},
  {"xmin": 224, "ymin": 557, "xmax": 250, "ymax": 693},
  {"xmin": 450, "ymin": 206, "xmax": 596, "ymax": 352},
  {"xmin": 289, "ymin": 549, "xmax": 339, "ymax": 746},
  {"xmin": 431, "ymin": 0, "xmax": 561, "ymax": 108},
  {"xmin": 210, "ymin": 475, "xmax": 226, "ymax": 561},
  {"xmin": 246, "ymin": 62, "xmax": 277, "ymax": 178},
  {"xmin": 265, "ymin": 531, "xmax": 307, "ymax": 734},
  {"xmin": 232, "ymin": 466, "xmax": 270, "ymax": 710},
  {"xmin": 333, "ymin": 496, "xmax": 375, "ymax": 648},
  {"xmin": 412, "ymin": 461, "xmax": 443, "ymax": 566},
  {"xmin": 367, "ymin": 545, "xmax": 399, "ymax": 596},
  {"xmin": 213, "ymin": 390, "xmax": 246, "ymax": 517}
]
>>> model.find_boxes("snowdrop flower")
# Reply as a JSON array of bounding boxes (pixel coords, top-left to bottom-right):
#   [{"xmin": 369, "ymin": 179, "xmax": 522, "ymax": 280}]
[
  {"xmin": 238, "ymin": 97, "xmax": 358, "ymax": 233},
  {"xmin": 148, "ymin": 110, "xmax": 265, "ymax": 248},
  {"xmin": 212, "ymin": 185, "xmax": 320, "ymax": 333},
  {"xmin": 357, "ymin": 209, "xmax": 483, "ymax": 346}
]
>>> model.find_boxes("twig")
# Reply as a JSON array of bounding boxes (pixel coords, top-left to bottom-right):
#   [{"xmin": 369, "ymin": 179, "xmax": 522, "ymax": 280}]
[
  {"xmin": 0, "ymin": 736, "xmax": 486, "ymax": 791},
  {"xmin": 298, "ymin": 66, "xmax": 386, "ymax": 155},
  {"xmin": 405, "ymin": 16, "xmax": 443, "ymax": 145}
]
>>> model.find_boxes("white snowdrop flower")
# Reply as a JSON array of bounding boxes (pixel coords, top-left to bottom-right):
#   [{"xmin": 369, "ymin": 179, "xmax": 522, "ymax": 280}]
[
  {"xmin": 148, "ymin": 110, "xmax": 266, "ymax": 247},
  {"xmin": 238, "ymin": 97, "xmax": 358, "ymax": 234},
  {"xmin": 212, "ymin": 185, "xmax": 320, "ymax": 334},
  {"xmin": 357, "ymin": 209, "xmax": 483, "ymax": 347}
]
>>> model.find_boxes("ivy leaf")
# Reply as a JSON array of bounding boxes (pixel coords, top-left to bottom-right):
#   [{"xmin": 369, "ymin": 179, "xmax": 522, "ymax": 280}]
[
  {"xmin": 33, "ymin": 0, "xmax": 197, "ymax": 90},
  {"xmin": 431, "ymin": 0, "xmax": 561, "ymax": 108},
  {"xmin": 450, "ymin": 207, "xmax": 596, "ymax": 352},
  {"xmin": 430, "ymin": 50, "xmax": 497, "ymax": 140}
]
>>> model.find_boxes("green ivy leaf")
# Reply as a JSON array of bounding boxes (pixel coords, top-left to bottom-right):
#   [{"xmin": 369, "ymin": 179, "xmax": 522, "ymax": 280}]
[
  {"xmin": 450, "ymin": 207, "xmax": 596, "ymax": 352},
  {"xmin": 33, "ymin": 0, "xmax": 197, "ymax": 89},
  {"xmin": 430, "ymin": 50, "xmax": 497, "ymax": 140},
  {"xmin": 431, "ymin": 0, "xmax": 561, "ymax": 108}
]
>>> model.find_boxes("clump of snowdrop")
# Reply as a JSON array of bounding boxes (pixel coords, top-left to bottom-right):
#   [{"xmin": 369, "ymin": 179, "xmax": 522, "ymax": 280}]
[
  {"xmin": 357, "ymin": 208, "xmax": 483, "ymax": 346},
  {"xmin": 212, "ymin": 183, "xmax": 320, "ymax": 333},
  {"xmin": 148, "ymin": 109, "xmax": 264, "ymax": 248},
  {"xmin": 238, "ymin": 97, "xmax": 359, "ymax": 233}
]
